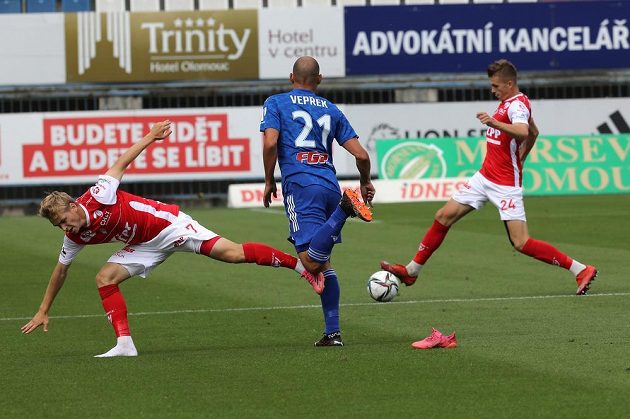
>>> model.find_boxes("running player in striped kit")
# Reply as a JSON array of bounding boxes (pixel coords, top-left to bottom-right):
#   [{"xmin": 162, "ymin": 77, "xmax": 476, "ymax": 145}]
[{"xmin": 381, "ymin": 59, "xmax": 597, "ymax": 296}]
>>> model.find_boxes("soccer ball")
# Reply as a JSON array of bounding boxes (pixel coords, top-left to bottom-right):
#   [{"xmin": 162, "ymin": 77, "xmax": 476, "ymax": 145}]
[{"xmin": 367, "ymin": 271, "xmax": 401, "ymax": 302}]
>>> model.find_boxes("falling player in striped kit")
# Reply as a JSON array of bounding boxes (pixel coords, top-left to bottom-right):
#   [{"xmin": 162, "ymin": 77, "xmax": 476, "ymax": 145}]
[
  {"xmin": 21, "ymin": 120, "xmax": 325, "ymax": 357},
  {"xmin": 381, "ymin": 59, "xmax": 597, "ymax": 296}
]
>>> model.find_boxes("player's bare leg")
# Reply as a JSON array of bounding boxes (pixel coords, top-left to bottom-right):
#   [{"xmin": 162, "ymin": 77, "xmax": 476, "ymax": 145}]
[
  {"xmin": 207, "ymin": 238, "xmax": 324, "ymax": 294},
  {"xmin": 506, "ymin": 220, "xmax": 598, "ymax": 295}
]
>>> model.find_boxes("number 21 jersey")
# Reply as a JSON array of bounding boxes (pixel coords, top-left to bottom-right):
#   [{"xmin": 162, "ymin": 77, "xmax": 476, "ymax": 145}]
[{"xmin": 260, "ymin": 88, "xmax": 358, "ymax": 193}]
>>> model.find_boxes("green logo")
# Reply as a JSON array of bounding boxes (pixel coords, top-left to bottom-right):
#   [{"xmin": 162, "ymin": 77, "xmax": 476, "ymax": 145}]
[{"xmin": 380, "ymin": 142, "xmax": 446, "ymax": 180}]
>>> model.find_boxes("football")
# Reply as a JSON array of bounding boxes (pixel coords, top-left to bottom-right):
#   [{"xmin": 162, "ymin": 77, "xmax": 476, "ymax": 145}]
[{"xmin": 367, "ymin": 270, "xmax": 401, "ymax": 302}]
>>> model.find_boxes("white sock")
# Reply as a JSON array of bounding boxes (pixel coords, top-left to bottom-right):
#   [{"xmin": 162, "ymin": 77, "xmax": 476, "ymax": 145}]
[
  {"xmin": 94, "ymin": 335, "xmax": 138, "ymax": 358},
  {"xmin": 569, "ymin": 260, "xmax": 587, "ymax": 276},
  {"xmin": 406, "ymin": 261, "xmax": 423, "ymax": 277},
  {"xmin": 295, "ymin": 259, "xmax": 305, "ymax": 274}
]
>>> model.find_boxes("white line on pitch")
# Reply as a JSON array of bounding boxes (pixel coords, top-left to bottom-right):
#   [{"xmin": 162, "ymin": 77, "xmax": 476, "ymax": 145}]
[{"xmin": 3, "ymin": 292, "xmax": 629, "ymax": 322}]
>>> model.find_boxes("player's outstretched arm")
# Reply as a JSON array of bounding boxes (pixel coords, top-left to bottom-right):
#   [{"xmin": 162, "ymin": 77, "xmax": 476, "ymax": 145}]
[
  {"xmin": 262, "ymin": 128, "xmax": 280, "ymax": 208},
  {"xmin": 21, "ymin": 262, "xmax": 71, "ymax": 334},
  {"xmin": 342, "ymin": 138, "xmax": 375, "ymax": 204},
  {"xmin": 105, "ymin": 120, "xmax": 172, "ymax": 181}
]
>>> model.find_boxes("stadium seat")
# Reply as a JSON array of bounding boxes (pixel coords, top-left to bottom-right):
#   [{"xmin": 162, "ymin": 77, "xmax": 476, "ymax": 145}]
[
  {"xmin": 507, "ymin": 0, "xmax": 538, "ymax": 2},
  {"xmin": 404, "ymin": 0, "xmax": 435, "ymax": 4},
  {"xmin": 61, "ymin": 0, "xmax": 92, "ymax": 12},
  {"xmin": 232, "ymin": 0, "xmax": 262, "ymax": 9},
  {"xmin": 27, "ymin": 0, "xmax": 56, "ymax": 12},
  {"xmin": 301, "ymin": 0, "xmax": 332, "ymax": 6},
  {"xmin": 95, "ymin": 0, "xmax": 125, "ymax": 11},
  {"xmin": 267, "ymin": 0, "xmax": 297, "ymax": 7},
  {"xmin": 0, "ymin": 0, "xmax": 21, "ymax": 13},
  {"xmin": 164, "ymin": 0, "xmax": 194, "ymax": 10},
  {"xmin": 199, "ymin": 0, "xmax": 229, "ymax": 9},
  {"xmin": 473, "ymin": 0, "xmax": 504, "ymax": 3},
  {"xmin": 370, "ymin": 0, "xmax": 401, "ymax": 5},
  {"xmin": 130, "ymin": 0, "xmax": 160, "ymax": 11},
  {"xmin": 436, "ymin": 0, "xmax": 468, "ymax": 4}
]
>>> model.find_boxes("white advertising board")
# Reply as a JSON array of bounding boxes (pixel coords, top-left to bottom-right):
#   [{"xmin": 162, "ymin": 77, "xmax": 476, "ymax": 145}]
[
  {"xmin": 228, "ymin": 178, "xmax": 468, "ymax": 208},
  {"xmin": 0, "ymin": 14, "xmax": 66, "ymax": 86},
  {"xmin": 335, "ymin": 97, "xmax": 630, "ymax": 175},
  {"xmin": 258, "ymin": 8, "xmax": 345, "ymax": 79},
  {"xmin": 0, "ymin": 108, "xmax": 265, "ymax": 185},
  {"xmin": 1, "ymin": 98, "xmax": 628, "ymax": 185}
]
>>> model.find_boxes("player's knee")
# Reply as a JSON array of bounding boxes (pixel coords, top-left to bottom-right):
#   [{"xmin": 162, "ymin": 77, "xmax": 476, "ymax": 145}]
[
  {"xmin": 95, "ymin": 271, "xmax": 116, "ymax": 287},
  {"xmin": 301, "ymin": 256, "xmax": 323, "ymax": 274},
  {"xmin": 511, "ymin": 238, "xmax": 527, "ymax": 252},
  {"xmin": 209, "ymin": 240, "xmax": 245, "ymax": 263},
  {"xmin": 222, "ymin": 248, "xmax": 245, "ymax": 263},
  {"xmin": 434, "ymin": 209, "xmax": 452, "ymax": 226}
]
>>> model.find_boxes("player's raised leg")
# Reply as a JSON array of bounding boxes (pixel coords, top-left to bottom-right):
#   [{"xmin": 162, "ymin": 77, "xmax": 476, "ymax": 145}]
[
  {"xmin": 94, "ymin": 263, "xmax": 138, "ymax": 357},
  {"xmin": 307, "ymin": 188, "xmax": 373, "ymax": 270},
  {"xmin": 204, "ymin": 237, "xmax": 325, "ymax": 294},
  {"xmin": 340, "ymin": 188, "xmax": 372, "ymax": 222}
]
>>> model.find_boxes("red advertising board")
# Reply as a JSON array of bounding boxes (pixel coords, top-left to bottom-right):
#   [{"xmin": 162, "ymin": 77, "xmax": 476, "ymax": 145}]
[{"xmin": 22, "ymin": 114, "xmax": 250, "ymax": 178}]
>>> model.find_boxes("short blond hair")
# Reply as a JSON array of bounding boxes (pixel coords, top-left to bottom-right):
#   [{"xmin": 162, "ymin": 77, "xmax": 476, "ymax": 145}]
[{"xmin": 39, "ymin": 191, "xmax": 74, "ymax": 221}]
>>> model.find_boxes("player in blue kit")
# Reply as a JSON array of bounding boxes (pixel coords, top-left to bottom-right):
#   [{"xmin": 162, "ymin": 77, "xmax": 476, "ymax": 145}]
[{"xmin": 260, "ymin": 56, "xmax": 375, "ymax": 347}]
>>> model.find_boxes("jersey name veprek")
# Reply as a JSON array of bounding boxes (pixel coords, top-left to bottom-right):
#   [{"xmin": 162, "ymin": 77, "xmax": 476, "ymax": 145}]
[{"xmin": 260, "ymin": 88, "xmax": 358, "ymax": 192}]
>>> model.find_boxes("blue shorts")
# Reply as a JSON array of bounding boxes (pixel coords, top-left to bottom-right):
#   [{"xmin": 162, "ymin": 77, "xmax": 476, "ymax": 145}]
[{"xmin": 283, "ymin": 182, "xmax": 342, "ymax": 253}]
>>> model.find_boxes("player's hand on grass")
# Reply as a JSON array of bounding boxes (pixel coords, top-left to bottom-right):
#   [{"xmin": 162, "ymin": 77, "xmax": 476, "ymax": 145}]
[
  {"xmin": 149, "ymin": 120, "xmax": 172, "ymax": 141},
  {"xmin": 361, "ymin": 181, "xmax": 375, "ymax": 206},
  {"xmin": 21, "ymin": 311, "xmax": 49, "ymax": 334},
  {"xmin": 263, "ymin": 182, "xmax": 277, "ymax": 208}
]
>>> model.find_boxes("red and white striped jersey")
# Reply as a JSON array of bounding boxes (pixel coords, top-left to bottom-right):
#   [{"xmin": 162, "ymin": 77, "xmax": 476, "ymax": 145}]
[
  {"xmin": 59, "ymin": 175, "xmax": 179, "ymax": 264},
  {"xmin": 479, "ymin": 93, "xmax": 531, "ymax": 187}
]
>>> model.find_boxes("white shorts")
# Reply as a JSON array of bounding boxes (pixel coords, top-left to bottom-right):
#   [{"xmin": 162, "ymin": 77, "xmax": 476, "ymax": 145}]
[
  {"xmin": 452, "ymin": 172, "xmax": 526, "ymax": 221},
  {"xmin": 107, "ymin": 211, "xmax": 219, "ymax": 278}
]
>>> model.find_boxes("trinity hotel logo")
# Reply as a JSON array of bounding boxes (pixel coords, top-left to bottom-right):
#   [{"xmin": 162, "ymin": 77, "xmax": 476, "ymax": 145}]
[
  {"xmin": 142, "ymin": 16, "xmax": 252, "ymax": 73},
  {"xmin": 69, "ymin": 10, "xmax": 256, "ymax": 81}
]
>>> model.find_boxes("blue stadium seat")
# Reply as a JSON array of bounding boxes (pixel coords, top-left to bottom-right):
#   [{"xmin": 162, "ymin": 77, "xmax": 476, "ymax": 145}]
[
  {"xmin": 0, "ymin": 0, "xmax": 21, "ymax": 13},
  {"xmin": 27, "ymin": 0, "xmax": 56, "ymax": 12},
  {"xmin": 61, "ymin": 0, "xmax": 92, "ymax": 12}
]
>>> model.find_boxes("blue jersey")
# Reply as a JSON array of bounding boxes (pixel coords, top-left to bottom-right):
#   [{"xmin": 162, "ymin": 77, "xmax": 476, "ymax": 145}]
[{"xmin": 260, "ymin": 88, "xmax": 358, "ymax": 192}]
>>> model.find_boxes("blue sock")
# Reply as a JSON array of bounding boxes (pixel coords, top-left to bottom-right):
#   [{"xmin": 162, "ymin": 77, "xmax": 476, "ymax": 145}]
[
  {"xmin": 320, "ymin": 269, "xmax": 340, "ymax": 334},
  {"xmin": 307, "ymin": 206, "xmax": 348, "ymax": 263}
]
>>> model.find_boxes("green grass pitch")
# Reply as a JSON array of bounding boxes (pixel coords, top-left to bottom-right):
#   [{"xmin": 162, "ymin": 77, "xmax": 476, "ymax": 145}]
[{"xmin": 1, "ymin": 195, "xmax": 629, "ymax": 418}]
